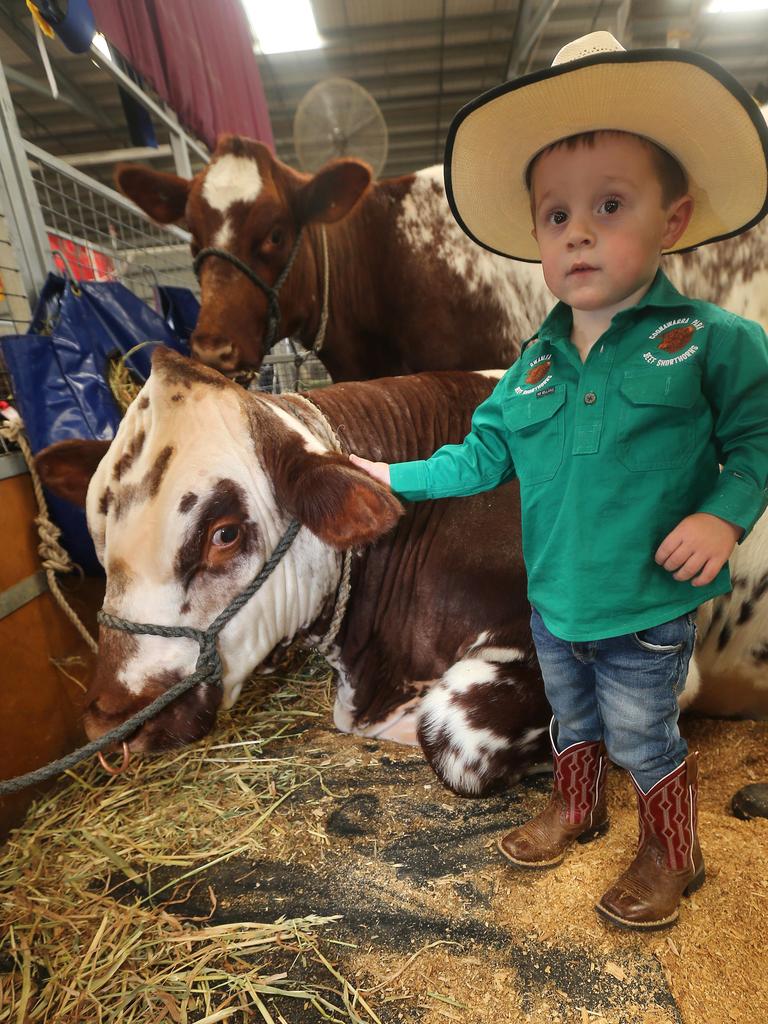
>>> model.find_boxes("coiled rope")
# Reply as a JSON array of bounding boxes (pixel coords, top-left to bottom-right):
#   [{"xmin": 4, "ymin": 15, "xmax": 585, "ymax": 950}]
[{"xmin": 0, "ymin": 417, "xmax": 97, "ymax": 654}]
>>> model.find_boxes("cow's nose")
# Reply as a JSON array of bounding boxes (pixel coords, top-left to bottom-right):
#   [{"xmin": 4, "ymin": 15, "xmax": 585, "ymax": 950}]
[
  {"xmin": 191, "ymin": 334, "xmax": 239, "ymax": 371},
  {"xmin": 89, "ymin": 695, "xmax": 130, "ymax": 723}
]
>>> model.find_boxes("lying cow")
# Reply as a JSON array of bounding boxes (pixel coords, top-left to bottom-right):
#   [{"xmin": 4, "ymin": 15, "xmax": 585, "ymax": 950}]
[
  {"xmin": 115, "ymin": 136, "xmax": 555, "ymax": 380},
  {"xmin": 36, "ymin": 347, "xmax": 553, "ymax": 795}
]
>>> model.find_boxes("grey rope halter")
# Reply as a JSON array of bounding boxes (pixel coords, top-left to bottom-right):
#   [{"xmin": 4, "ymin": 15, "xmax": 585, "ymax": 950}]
[
  {"xmin": 193, "ymin": 227, "xmax": 305, "ymax": 353},
  {"xmin": 0, "ymin": 519, "xmax": 301, "ymax": 796}
]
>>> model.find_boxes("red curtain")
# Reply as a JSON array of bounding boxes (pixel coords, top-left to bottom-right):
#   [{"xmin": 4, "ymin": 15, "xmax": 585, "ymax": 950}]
[{"xmin": 89, "ymin": 0, "xmax": 274, "ymax": 153}]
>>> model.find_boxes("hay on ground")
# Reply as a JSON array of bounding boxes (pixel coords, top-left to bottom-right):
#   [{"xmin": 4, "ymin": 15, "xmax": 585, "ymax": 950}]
[{"xmin": 1, "ymin": 645, "xmax": 767, "ymax": 1024}]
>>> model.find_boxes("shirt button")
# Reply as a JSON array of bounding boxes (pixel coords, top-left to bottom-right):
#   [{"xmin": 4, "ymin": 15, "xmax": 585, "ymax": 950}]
[{"xmin": 584, "ymin": 391, "xmax": 597, "ymax": 405}]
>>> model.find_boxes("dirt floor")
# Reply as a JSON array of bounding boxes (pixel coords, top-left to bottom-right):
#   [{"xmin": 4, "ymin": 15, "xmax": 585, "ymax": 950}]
[{"xmin": 2, "ymin": 663, "xmax": 767, "ymax": 1024}]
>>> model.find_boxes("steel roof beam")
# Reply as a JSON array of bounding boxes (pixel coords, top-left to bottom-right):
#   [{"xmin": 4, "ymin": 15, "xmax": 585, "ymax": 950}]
[
  {"xmin": 0, "ymin": 4, "xmax": 117, "ymax": 134},
  {"xmin": 308, "ymin": 6, "xmax": 621, "ymax": 50}
]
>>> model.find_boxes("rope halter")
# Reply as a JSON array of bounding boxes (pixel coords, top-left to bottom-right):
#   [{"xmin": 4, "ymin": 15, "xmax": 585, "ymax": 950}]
[
  {"xmin": 97, "ymin": 517, "xmax": 301, "ymax": 694},
  {"xmin": 193, "ymin": 227, "xmax": 306, "ymax": 353}
]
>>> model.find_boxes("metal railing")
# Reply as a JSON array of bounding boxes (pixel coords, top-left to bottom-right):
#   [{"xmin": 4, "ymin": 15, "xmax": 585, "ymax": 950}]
[
  {"xmin": 0, "ymin": 207, "xmax": 32, "ymax": 410},
  {"xmin": 0, "ymin": 211, "xmax": 33, "ymax": 338},
  {"xmin": 257, "ymin": 339, "xmax": 331, "ymax": 394}
]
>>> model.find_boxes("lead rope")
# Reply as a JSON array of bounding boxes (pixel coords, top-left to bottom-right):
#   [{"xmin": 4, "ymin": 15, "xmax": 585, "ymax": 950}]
[
  {"xmin": 0, "ymin": 417, "xmax": 98, "ymax": 654},
  {"xmin": 286, "ymin": 392, "xmax": 351, "ymax": 655},
  {"xmin": 310, "ymin": 226, "xmax": 330, "ymax": 356}
]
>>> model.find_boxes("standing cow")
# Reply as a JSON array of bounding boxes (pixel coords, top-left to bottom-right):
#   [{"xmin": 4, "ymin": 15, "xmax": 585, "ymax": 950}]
[
  {"xmin": 682, "ymin": 507, "xmax": 768, "ymax": 719},
  {"xmin": 116, "ymin": 108, "xmax": 768, "ymax": 382},
  {"xmin": 116, "ymin": 136, "xmax": 554, "ymax": 380}
]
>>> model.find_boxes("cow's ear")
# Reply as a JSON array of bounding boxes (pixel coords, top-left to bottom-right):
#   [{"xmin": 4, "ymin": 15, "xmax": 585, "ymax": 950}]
[
  {"xmin": 35, "ymin": 439, "xmax": 111, "ymax": 507},
  {"xmin": 273, "ymin": 451, "xmax": 402, "ymax": 549},
  {"xmin": 296, "ymin": 160, "xmax": 371, "ymax": 225},
  {"xmin": 114, "ymin": 164, "xmax": 190, "ymax": 224}
]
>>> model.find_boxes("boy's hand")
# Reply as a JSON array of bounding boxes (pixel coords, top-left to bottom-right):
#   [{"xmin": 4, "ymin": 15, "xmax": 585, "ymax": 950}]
[
  {"xmin": 349, "ymin": 453, "xmax": 391, "ymax": 488},
  {"xmin": 655, "ymin": 513, "xmax": 742, "ymax": 587}
]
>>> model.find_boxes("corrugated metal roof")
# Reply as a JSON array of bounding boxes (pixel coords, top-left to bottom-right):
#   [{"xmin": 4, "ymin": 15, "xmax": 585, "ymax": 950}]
[{"xmin": 261, "ymin": 0, "xmax": 768, "ymax": 177}]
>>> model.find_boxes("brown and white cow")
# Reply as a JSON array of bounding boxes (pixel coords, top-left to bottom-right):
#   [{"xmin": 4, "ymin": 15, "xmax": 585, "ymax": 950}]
[
  {"xmin": 36, "ymin": 348, "xmax": 768, "ymax": 797},
  {"xmin": 116, "ymin": 136, "xmax": 555, "ymax": 380},
  {"xmin": 37, "ymin": 347, "xmax": 552, "ymax": 795},
  {"xmin": 116, "ymin": 110, "xmax": 768, "ymax": 382}
]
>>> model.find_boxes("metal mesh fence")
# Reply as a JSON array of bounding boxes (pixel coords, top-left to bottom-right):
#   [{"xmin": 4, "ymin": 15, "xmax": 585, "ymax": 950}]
[
  {"xmin": 0, "ymin": 223, "xmax": 32, "ymax": 338},
  {"xmin": 25, "ymin": 141, "xmax": 197, "ymax": 306},
  {"xmin": 0, "ymin": 207, "xmax": 32, "ymax": 429},
  {"xmin": 255, "ymin": 339, "xmax": 332, "ymax": 394}
]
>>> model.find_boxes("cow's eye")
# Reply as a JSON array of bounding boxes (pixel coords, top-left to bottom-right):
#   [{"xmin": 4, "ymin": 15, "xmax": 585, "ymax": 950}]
[{"xmin": 211, "ymin": 523, "xmax": 240, "ymax": 547}]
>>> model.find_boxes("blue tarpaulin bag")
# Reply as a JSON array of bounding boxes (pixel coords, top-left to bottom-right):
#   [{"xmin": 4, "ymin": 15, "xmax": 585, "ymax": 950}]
[
  {"xmin": 155, "ymin": 285, "xmax": 200, "ymax": 345},
  {"xmin": 0, "ymin": 273, "xmax": 191, "ymax": 574}
]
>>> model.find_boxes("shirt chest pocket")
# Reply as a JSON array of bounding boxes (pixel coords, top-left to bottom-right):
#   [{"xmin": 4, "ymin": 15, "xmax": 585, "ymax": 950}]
[
  {"xmin": 617, "ymin": 372, "xmax": 699, "ymax": 472},
  {"xmin": 502, "ymin": 384, "xmax": 567, "ymax": 485}
]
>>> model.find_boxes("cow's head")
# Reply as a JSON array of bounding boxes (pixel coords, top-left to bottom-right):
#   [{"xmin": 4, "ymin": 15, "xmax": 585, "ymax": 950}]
[
  {"xmin": 36, "ymin": 348, "xmax": 400, "ymax": 753},
  {"xmin": 115, "ymin": 136, "xmax": 371, "ymax": 372}
]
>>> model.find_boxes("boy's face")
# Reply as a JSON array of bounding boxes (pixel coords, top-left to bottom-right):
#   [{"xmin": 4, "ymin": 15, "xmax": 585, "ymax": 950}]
[{"xmin": 530, "ymin": 134, "xmax": 692, "ymax": 316}]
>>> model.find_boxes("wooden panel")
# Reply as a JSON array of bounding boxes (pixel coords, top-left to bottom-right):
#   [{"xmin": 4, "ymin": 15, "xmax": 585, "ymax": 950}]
[{"xmin": 0, "ymin": 469, "xmax": 103, "ymax": 842}]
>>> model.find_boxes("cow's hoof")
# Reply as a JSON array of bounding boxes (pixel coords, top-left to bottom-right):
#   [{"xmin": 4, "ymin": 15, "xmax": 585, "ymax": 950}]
[{"xmin": 731, "ymin": 783, "xmax": 768, "ymax": 820}]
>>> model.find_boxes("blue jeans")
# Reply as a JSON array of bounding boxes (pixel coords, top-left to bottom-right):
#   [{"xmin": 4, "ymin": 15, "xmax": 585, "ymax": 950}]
[{"xmin": 530, "ymin": 608, "xmax": 696, "ymax": 792}]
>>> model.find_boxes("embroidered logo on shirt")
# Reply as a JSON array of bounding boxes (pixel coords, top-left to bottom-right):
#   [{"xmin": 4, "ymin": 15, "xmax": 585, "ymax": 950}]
[
  {"xmin": 515, "ymin": 355, "xmax": 553, "ymax": 394},
  {"xmin": 525, "ymin": 359, "xmax": 551, "ymax": 385},
  {"xmin": 658, "ymin": 325, "xmax": 695, "ymax": 353},
  {"xmin": 642, "ymin": 317, "xmax": 704, "ymax": 366}
]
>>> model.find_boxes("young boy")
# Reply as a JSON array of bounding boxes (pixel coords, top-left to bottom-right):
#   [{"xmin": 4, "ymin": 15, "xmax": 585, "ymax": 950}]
[{"xmin": 349, "ymin": 31, "xmax": 768, "ymax": 931}]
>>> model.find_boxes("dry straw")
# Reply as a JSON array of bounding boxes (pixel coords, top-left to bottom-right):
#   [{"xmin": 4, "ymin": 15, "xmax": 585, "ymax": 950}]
[
  {"xmin": 107, "ymin": 342, "xmax": 153, "ymax": 413},
  {"xmin": 0, "ymin": 652, "xmax": 384, "ymax": 1024}
]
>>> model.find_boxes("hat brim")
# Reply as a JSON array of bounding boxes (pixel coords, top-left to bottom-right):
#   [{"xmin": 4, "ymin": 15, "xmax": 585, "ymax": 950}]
[{"xmin": 444, "ymin": 49, "xmax": 768, "ymax": 262}]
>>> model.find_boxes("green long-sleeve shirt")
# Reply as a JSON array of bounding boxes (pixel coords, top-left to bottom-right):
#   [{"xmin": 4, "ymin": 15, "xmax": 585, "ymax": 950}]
[{"xmin": 389, "ymin": 270, "xmax": 768, "ymax": 641}]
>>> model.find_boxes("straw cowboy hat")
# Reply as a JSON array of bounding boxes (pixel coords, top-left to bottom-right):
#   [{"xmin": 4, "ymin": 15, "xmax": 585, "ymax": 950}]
[{"xmin": 444, "ymin": 31, "xmax": 768, "ymax": 262}]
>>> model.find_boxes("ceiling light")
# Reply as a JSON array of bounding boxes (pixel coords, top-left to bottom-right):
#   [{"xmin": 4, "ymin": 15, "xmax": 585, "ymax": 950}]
[
  {"xmin": 242, "ymin": 0, "xmax": 323, "ymax": 55},
  {"xmin": 706, "ymin": 1, "xmax": 768, "ymax": 12},
  {"xmin": 92, "ymin": 32, "xmax": 111, "ymax": 59}
]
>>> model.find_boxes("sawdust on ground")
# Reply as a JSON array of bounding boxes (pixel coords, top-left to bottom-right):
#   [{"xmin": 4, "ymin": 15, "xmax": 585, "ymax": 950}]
[{"xmin": 277, "ymin": 715, "xmax": 768, "ymax": 1024}]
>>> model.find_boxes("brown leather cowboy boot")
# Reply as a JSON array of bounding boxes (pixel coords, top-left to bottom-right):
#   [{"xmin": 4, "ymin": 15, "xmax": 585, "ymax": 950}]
[
  {"xmin": 595, "ymin": 752, "xmax": 705, "ymax": 930},
  {"xmin": 498, "ymin": 719, "xmax": 609, "ymax": 868}
]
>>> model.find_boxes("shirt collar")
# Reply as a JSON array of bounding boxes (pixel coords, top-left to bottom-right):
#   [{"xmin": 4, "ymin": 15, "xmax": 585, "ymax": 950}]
[{"xmin": 536, "ymin": 269, "xmax": 696, "ymax": 345}]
